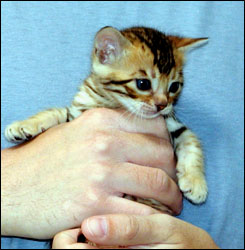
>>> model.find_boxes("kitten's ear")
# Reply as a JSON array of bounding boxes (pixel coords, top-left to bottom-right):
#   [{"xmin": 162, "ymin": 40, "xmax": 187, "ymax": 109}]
[
  {"xmin": 94, "ymin": 26, "xmax": 131, "ymax": 64},
  {"xmin": 169, "ymin": 36, "xmax": 208, "ymax": 52}
]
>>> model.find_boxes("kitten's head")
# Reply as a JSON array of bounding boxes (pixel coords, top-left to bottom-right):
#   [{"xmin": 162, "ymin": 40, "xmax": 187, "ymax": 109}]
[{"xmin": 91, "ymin": 26, "xmax": 208, "ymax": 118}]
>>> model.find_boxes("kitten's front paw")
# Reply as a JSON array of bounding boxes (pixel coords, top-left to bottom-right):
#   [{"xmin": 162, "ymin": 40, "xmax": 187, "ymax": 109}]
[
  {"xmin": 178, "ymin": 173, "xmax": 208, "ymax": 204},
  {"xmin": 5, "ymin": 120, "xmax": 44, "ymax": 143}
]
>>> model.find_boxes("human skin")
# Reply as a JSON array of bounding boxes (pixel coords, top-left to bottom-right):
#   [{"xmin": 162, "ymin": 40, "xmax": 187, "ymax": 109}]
[
  {"xmin": 1, "ymin": 108, "xmax": 182, "ymax": 239},
  {"xmin": 53, "ymin": 214, "xmax": 220, "ymax": 249}
]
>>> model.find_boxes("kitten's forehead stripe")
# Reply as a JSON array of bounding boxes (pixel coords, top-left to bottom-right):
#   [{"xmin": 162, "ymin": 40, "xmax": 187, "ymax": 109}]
[
  {"xmin": 139, "ymin": 69, "xmax": 147, "ymax": 76},
  {"xmin": 151, "ymin": 69, "xmax": 156, "ymax": 79},
  {"xmin": 122, "ymin": 27, "xmax": 175, "ymax": 75}
]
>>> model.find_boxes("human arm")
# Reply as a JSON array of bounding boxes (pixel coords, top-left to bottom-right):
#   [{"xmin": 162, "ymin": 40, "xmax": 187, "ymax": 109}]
[
  {"xmin": 53, "ymin": 214, "xmax": 220, "ymax": 249},
  {"xmin": 1, "ymin": 108, "xmax": 182, "ymax": 239}
]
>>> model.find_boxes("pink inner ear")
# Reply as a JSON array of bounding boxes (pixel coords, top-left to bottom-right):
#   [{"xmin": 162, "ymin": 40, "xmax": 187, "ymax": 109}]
[
  {"xmin": 95, "ymin": 28, "xmax": 123, "ymax": 64},
  {"xmin": 97, "ymin": 38, "xmax": 117, "ymax": 64},
  {"xmin": 97, "ymin": 36, "xmax": 117, "ymax": 50}
]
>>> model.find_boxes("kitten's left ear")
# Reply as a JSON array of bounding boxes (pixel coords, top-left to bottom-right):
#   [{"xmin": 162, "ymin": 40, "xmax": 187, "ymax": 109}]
[
  {"xmin": 94, "ymin": 26, "xmax": 131, "ymax": 64},
  {"xmin": 169, "ymin": 36, "xmax": 208, "ymax": 52}
]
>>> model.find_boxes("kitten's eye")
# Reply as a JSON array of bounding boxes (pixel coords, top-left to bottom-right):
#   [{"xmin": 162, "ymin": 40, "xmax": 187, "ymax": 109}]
[
  {"xmin": 169, "ymin": 81, "xmax": 180, "ymax": 93},
  {"xmin": 136, "ymin": 79, "xmax": 151, "ymax": 91}
]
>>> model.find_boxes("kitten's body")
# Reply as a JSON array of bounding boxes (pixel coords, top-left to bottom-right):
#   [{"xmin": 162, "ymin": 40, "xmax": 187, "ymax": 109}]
[{"xmin": 5, "ymin": 27, "xmax": 208, "ymax": 211}]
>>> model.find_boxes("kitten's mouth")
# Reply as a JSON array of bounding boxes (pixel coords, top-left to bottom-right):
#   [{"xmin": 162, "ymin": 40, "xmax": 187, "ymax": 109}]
[
  {"xmin": 140, "ymin": 105, "xmax": 172, "ymax": 119},
  {"xmin": 140, "ymin": 110, "xmax": 160, "ymax": 119}
]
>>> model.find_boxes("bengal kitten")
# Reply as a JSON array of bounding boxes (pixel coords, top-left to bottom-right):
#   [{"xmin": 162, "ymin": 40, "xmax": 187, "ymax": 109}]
[{"xmin": 5, "ymin": 26, "xmax": 208, "ymax": 209}]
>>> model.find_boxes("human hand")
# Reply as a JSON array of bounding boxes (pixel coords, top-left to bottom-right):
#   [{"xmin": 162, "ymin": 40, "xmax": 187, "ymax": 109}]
[
  {"xmin": 1, "ymin": 108, "xmax": 181, "ymax": 239},
  {"xmin": 52, "ymin": 214, "xmax": 219, "ymax": 249}
]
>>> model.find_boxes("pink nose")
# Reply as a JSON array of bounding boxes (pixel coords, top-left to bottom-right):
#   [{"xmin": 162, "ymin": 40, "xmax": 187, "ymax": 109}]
[{"xmin": 156, "ymin": 104, "xmax": 166, "ymax": 112}]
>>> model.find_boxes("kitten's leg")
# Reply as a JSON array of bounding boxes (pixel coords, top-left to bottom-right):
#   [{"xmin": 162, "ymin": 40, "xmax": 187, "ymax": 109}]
[
  {"xmin": 5, "ymin": 107, "xmax": 81, "ymax": 143},
  {"xmin": 165, "ymin": 116, "xmax": 208, "ymax": 204}
]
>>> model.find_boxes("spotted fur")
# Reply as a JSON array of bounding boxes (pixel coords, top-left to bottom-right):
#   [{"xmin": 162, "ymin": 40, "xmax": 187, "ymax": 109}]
[{"xmin": 5, "ymin": 26, "xmax": 208, "ymax": 208}]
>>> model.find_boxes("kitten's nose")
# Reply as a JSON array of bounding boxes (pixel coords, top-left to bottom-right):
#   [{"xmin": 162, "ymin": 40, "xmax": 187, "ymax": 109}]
[{"xmin": 156, "ymin": 104, "xmax": 166, "ymax": 112}]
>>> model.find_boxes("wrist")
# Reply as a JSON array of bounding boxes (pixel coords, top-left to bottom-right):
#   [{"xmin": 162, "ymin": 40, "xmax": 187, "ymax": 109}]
[{"xmin": 1, "ymin": 148, "xmax": 33, "ymax": 238}]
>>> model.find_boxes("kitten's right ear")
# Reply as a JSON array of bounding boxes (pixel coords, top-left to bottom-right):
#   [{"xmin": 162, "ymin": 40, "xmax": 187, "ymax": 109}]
[
  {"xmin": 168, "ymin": 36, "xmax": 209, "ymax": 52},
  {"xmin": 94, "ymin": 27, "xmax": 131, "ymax": 64}
]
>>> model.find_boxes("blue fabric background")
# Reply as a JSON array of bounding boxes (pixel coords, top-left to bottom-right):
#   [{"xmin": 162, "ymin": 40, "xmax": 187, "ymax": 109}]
[{"xmin": 1, "ymin": 1, "xmax": 244, "ymax": 249}]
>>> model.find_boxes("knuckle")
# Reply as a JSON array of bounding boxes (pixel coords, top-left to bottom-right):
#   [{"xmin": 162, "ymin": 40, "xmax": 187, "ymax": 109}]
[
  {"xmin": 92, "ymin": 131, "xmax": 114, "ymax": 155},
  {"xmin": 81, "ymin": 176, "xmax": 112, "ymax": 208},
  {"xmin": 161, "ymin": 214, "xmax": 178, "ymax": 238},
  {"xmin": 123, "ymin": 215, "xmax": 140, "ymax": 241},
  {"xmin": 84, "ymin": 188, "xmax": 103, "ymax": 207},
  {"xmin": 151, "ymin": 169, "xmax": 170, "ymax": 194},
  {"xmin": 90, "ymin": 161, "xmax": 112, "ymax": 184}
]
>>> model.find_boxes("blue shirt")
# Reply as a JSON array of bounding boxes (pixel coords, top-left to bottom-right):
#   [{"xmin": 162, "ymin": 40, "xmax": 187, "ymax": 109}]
[{"xmin": 1, "ymin": 1, "xmax": 244, "ymax": 249}]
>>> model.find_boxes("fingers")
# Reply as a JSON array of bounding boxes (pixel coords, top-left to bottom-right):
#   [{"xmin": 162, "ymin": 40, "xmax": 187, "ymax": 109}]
[
  {"xmin": 52, "ymin": 228, "xmax": 80, "ymax": 248},
  {"xmin": 109, "ymin": 163, "xmax": 182, "ymax": 215},
  {"xmin": 82, "ymin": 214, "xmax": 176, "ymax": 247},
  {"xmin": 82, "ymin": 108, "xmax": 169, "ymax": 140},
  {"xmin": 52, "ymin": 228, "xmax": 97, "ymax": 249},
  {"xmin": 114, "ymin": 109, "xmax": 169, "ymax": 140},
  {"xmin": 91, "ymin": 130, "xmax": 176, "ymax": 180},
  {"xmin": 102, "ymin": 196, "xmax": 161, "ymax": 215},
  {"xmin": 115, "ymin": 131, "xmax": 176, "ymax": 180}
]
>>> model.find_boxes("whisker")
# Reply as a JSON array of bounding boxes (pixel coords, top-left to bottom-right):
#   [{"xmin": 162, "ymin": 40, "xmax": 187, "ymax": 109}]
[{"xmin": 119, "ymin": 109, "xmax": 133, "ymax": 123}]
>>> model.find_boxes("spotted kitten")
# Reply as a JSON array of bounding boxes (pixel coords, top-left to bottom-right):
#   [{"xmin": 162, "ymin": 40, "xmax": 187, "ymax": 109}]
[{"xmin": 5, "ymin": 26, "xmax": 208, "ymax": 206}]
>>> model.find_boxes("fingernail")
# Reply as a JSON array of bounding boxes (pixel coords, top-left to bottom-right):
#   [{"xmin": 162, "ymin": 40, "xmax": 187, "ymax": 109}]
[{"xmin": 87, "ymin": 217, "xmax": 108, "ymax": 237}]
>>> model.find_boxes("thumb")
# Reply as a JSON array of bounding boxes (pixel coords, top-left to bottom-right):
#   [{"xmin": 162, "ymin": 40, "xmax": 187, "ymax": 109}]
[{"xmin": 81, "ymin": 214, "xmax": 177, "ymax": 246}]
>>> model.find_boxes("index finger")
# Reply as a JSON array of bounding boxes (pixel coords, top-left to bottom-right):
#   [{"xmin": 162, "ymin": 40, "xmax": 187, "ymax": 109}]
[
  {"xmin": 115, "ymin": 109, "xmax": 170, "ymax": 140},
  {"xmin": 52, "ymin": 229, "xmax": 81, "ymax": 248},
  {"xmin": 83, "ymin": 108, "xmax": 170, "ymax": 140},
  {"xmin": 52, "ymin": 229, "xmax": 98, "ymax": 249}
]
